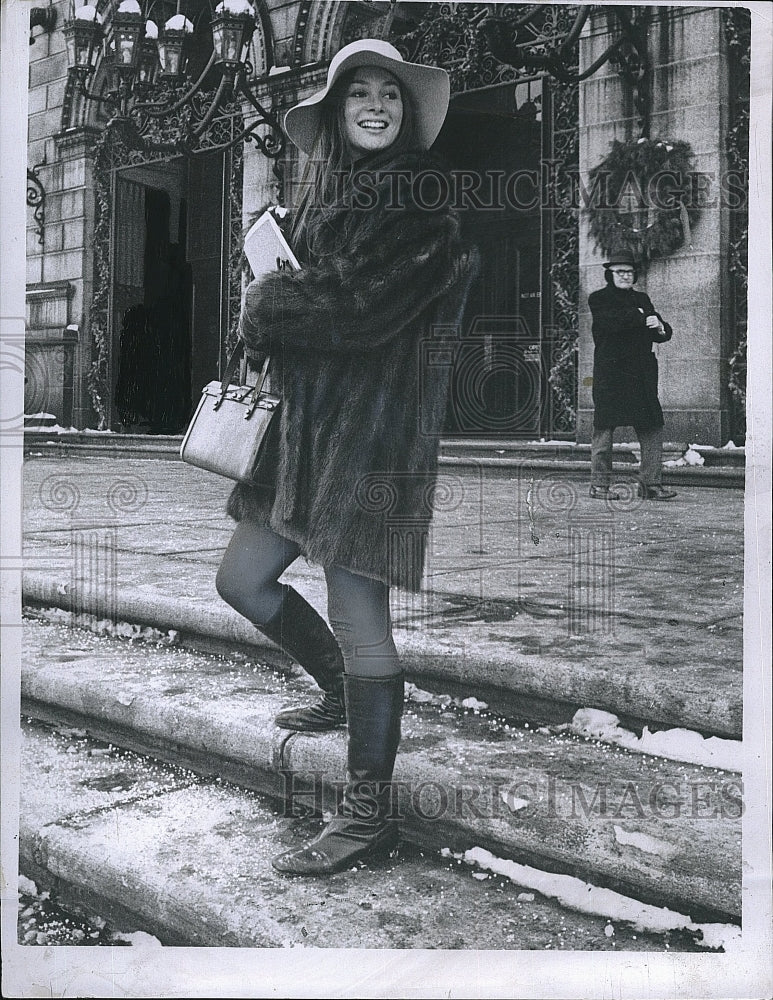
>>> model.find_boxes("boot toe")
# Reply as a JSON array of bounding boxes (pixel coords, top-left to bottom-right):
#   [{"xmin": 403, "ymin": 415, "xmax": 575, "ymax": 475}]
[{"xmin": 272, "ymin": 845, "xmax": 337, "ymax": 875}]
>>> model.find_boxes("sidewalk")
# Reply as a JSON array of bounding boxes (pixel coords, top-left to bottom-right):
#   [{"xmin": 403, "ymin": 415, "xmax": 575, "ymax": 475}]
[
  {"xmin": 22, "ymin": 453, "xmax": 744, "ymax": 736},
  {"xmin": 15, "ymin": 453, "xmax": 745, "ymax": 932}
]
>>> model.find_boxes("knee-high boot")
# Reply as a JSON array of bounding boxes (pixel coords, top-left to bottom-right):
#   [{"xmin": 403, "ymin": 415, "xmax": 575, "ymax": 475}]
[
  {"xmin": 259, "ymin": 585, "xmax": 346, "ymax": 731},
  {"xmin": 272, "ymin": 673, "xmax": 404, "ymax": 875}
]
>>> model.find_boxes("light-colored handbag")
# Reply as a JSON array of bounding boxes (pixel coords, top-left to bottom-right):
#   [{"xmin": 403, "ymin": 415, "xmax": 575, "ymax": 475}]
[{"xmin": 180, "ymin": 343, "xmax": 280, "ymax": 483}]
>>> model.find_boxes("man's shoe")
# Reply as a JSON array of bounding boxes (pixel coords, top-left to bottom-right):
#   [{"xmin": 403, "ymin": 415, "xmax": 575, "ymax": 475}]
[
  {"xmin": 589, "ymin": 485, "xmax": 621, "ymax": 500},
  {"xmin": 638, "ymin": 484, "xmax": 677, "ymax": 501}
]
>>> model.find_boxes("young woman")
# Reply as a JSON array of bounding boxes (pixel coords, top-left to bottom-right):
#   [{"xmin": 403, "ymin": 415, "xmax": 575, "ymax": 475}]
[{"xmin": 215, "ymin": 39, "xmax": 477, "ymax": 874}]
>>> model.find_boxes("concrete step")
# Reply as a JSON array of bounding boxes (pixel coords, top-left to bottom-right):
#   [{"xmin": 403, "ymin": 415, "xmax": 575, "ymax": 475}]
[
  {"xmin": 19, "ymin": 717, "xmax": 719, "ymax": 951},
  {"xmin": 22, "ymin": 570, "xmax": 743, "ymax": 740},
  {"xmin": 21, "ymin": 455, "xmax": 744, "ymax": 740},
  {"xmin": 22, "ymin": 431, "xmax": 745, "ymax": 485},
  {"xmin": 21, "ymin": 614, "xmax": 742, "ymax": 922}
]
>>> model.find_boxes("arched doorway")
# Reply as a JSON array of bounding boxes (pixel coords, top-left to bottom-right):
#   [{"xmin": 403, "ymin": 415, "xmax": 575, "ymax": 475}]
[
  {"xmin": 89, "ymin": 132, "xmax": 243, "ymax": 433},
  {"xmin": 78, "ymin": 0, "xmax": 250, "ymax": 431}
]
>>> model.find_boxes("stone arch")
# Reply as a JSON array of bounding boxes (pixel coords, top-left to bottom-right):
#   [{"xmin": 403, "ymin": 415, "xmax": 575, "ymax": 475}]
[
  {"xmin": 294, "ymin": 0, "xmax": 391, "ymax": 68},
  {"xmin": 248, "ymin": 0, "xmax": 273, "ymax": 78}
]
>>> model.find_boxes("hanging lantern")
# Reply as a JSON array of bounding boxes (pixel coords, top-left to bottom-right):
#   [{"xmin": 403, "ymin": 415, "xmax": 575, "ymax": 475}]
[
  {"xmin": 211, "ymin": 1, "xmax": 255, "ymax": 69},
  {"xmin": 158, "ymin": 14, "xmax": 194, "ymax": 79},
  {"xmin": 64, "ymin": 6, "xmax": 103, "ymax": 72},
  {"xmin": 135, "ymin": 23, "xmax": 160, "ymax": 89},
  {"xmin": 109, "ymin": 2, "xmax": 144, "ymax": 69}
]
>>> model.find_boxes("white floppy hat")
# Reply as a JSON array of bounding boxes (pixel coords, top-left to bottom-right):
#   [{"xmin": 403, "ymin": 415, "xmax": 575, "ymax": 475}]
[{"xmin": 284, "ymin": 39, "xmax": 451, "ymax": 154}]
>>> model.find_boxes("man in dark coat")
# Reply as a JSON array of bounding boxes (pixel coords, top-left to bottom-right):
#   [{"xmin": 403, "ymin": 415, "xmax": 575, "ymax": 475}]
[{"xmin": 588, "ymin": 251, "xmax": 677, "ymax": 501}]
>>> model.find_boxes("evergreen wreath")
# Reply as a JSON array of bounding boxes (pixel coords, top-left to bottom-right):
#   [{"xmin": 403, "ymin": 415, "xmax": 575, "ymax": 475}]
[{"xmin": 585, "ymin": 137, "xmax": 701, "ymax": 264}]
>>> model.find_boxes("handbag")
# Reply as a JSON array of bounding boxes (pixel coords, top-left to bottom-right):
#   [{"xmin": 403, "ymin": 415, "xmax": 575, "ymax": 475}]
[{"xmin": 179, "ymin": 341, "xmax": 281, "ymax": 483}]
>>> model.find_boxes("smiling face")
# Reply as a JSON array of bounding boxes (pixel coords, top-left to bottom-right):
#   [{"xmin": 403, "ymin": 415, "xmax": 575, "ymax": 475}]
[{"xmin": 341, "ymin": 66, "xmax": 404, "ymax": 156}]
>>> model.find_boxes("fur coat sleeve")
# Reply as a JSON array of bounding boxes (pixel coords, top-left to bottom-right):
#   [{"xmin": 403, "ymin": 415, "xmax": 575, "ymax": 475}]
[{"xmin": 238, "ymin": 152, "xmax": 463, "ymax": 356}]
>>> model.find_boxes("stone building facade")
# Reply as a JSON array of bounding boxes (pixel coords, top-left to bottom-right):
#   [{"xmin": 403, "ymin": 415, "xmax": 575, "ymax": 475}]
[{"xmin": 25, "ymin": 2, "xmax": 749, "ymax": 445}]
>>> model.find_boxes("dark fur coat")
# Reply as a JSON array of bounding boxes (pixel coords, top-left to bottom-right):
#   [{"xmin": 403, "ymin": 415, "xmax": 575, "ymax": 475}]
[
  {"xmin": 588, "ymin": 284, "xmax": 673, "ymax": 431},
  {"xmin": 227, "ymin": 150, "xmax": 477, "ymax": 591}
]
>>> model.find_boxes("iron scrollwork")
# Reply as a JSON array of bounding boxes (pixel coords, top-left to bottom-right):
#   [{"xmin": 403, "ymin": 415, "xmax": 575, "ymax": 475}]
[{"xmin": 26, "ymin": 165, "xmax": 46, "ymax": 245}]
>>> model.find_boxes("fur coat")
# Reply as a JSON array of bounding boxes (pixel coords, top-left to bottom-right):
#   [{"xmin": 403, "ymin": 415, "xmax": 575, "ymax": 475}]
[
  {"xmin": 227, "ymin": 150, "xmax": 477, "ymax": 592},
  {"xmin": 588, "ymin": 284, "xmax": 673, "ymax": 431}
]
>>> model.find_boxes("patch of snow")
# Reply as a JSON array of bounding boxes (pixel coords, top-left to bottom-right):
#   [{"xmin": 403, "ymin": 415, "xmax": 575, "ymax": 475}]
[
  {"xmin": 500, "ymin": 790, "xmax": 530, "ymax": 813},
  {"xmin": 74, "ymin": 5, "xmax": 103, "ymax": 22},
  {"xmin": 613, "ymin": 826, "xmax": 670, "ymax": 857},
  {"xmin": 116, "ymin": 0, "xmax": 141, "ymax": 13},
  {"xmin": 566, "ymin": 708, "xmax": 743, "ymax": 772},
  {"xmin": 27, "ymin": 606, "xmax": 180, "ymax": 646},
  {"xmin": 113, "ymin": 930, "xmax": 163, "ymax": 947},
  {"xmin": 18, "ymin": 875, "xmax": 38, "ymax": 896},
  {"xmin": 405, "ymin": 683, "xmax": 488, "ymax": 713},
  {"xmin": 517, "ymin": 892, "xmax": 534, "ymax": 902},
  {"xmin": 164, "ymin": 14, "xmax": 194, "ymax": 32},
  {"xmin": 462, "ymin": 846, "xmax": 740, "ymax": 950},
  {"xmin": 471, "ymin": 872, "xmax": 488, "ymax": 880},
  {"xmin": 665, "ymin": 446, "xmax": 705, "ymax": 468},
  {"xmin": 268, "ymin": 65, "xmax": 291, "ymax": 76},
  {"xmin": 145, "ymin": 19, "xmax": 158, "ymax": 38},
  {"xmin": 215, "ymin": 0, "xmax": 255, "ymax": 15}
]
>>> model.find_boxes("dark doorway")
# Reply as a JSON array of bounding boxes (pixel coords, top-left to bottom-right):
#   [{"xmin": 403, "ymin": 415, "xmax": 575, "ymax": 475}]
[
  {"xmin": 432, "ymin": 79, "xmax": 545, "ymax": 437},
  {"xmin": 111, "ymin": 154, "xmax": 228, "ymax": 433}
]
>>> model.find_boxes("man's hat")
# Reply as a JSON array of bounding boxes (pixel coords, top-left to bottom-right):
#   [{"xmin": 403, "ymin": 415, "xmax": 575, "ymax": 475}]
[
  {"xmin": 603, "ymin": 250, "xmax": 639, "ymax": 268},
  {"xmin": 284, "ymin": 39, "xmax": 451, "ymax": 154}
]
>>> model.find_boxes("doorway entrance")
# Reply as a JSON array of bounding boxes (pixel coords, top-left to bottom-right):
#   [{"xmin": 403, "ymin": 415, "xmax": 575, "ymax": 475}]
[
  {"xmin": 109, "ymin": 153, "xmax": 231, "ymax": 433},
  {"xmin": 433, "ymin": 79, "xmax": 546, "ymax": 438}
]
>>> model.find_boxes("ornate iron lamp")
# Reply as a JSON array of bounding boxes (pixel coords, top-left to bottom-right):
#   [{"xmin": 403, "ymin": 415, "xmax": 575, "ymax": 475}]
[{"xmin": 62, "ymin": 0, "xmax": 285, "ymax": 161}]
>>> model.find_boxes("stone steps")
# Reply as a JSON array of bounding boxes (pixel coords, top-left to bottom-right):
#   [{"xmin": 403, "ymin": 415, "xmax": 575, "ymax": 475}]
[
  {"xmin": 20, "ymin": 615, "xmax": 742, "ymax": 924},
  {"xmin": 22, "ymin": 431, "xmax": 745, "ymax": 486},
  {"xmin": 19, "ymin": 718, "xmax": 720, "ymax": 951}
]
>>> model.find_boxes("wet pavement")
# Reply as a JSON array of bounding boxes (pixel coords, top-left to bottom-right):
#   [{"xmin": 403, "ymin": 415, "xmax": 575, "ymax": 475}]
[{"xmin": 20, "ymin": 455, "xmax": 744, "ymax": 736}]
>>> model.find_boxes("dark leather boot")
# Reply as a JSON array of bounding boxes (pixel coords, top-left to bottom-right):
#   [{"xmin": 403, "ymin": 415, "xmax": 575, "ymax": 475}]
[
  {"xmin": 272, "ymin": 673, "xmax": 404, "ymax": 875},
  {"xmin": 258, "ymin": 585, "xmax": 346, "ymax": 731}
]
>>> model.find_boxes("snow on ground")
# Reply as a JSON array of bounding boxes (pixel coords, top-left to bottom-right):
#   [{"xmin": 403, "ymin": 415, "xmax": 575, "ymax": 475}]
[
  {"xmin": 405, "ymin": 682, "xmax": 488, "ymax": 713},
  {"xmin": 565, "ymin": 708, "xmax": 743, "ymax": 772},
  {"xmin": 441, "ymin": 846, "xmax": 741, "ymax": 952}
]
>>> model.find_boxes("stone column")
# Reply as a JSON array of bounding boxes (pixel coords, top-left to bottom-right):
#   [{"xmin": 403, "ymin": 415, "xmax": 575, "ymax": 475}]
[{"xmin": 578, "ymin": 7, "xmax": 733, "ymax": 446}]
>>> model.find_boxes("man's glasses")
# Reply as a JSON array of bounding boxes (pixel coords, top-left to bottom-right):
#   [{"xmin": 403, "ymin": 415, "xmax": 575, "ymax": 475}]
[{"xmin": 611, "ymin": 269, "xmax": 635, "ymax": 276}]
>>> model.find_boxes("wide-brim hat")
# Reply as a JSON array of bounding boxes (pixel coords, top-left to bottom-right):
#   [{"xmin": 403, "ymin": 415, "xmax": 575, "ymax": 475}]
[
  {"xmin": 603, "ymin": 250, "xmax": 639, "ymax": 268},
  {"xmin": 284, "ymin": 39, "xmax": 451, "ymax": 154}
]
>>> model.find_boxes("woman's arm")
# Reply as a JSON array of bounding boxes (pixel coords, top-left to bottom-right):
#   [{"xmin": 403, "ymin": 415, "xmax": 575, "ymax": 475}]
[{"xmin": 239, "ymin": 178, "xmax": 463, "ymax": 358}]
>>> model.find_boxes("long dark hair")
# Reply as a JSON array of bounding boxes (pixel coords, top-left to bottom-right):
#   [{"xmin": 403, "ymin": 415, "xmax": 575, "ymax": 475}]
[{"xmin": 290, "ymin": 66, "xmax": 418, "ymax": 258}]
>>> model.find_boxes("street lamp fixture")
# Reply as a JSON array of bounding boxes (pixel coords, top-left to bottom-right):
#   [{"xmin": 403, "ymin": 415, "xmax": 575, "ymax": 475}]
[{"xmin": 62, "ymin": 0, "xmax": 285, "ymax": 161}]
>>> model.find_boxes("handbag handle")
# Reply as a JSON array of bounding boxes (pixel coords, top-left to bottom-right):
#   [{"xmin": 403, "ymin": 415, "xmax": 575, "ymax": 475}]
[{"xmin": 214, "ymin": 341, "xmax": 271, "ymax": 412}]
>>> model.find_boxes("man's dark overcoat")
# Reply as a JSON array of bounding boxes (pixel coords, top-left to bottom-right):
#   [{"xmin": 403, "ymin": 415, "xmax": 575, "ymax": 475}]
[
  {"xmin": 588, "ymin": 284, "xmax": 673, "ymax": 431},
  {"xmin": 228, "ymin": 150, "xmax": 476, "ymax": 592}
]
